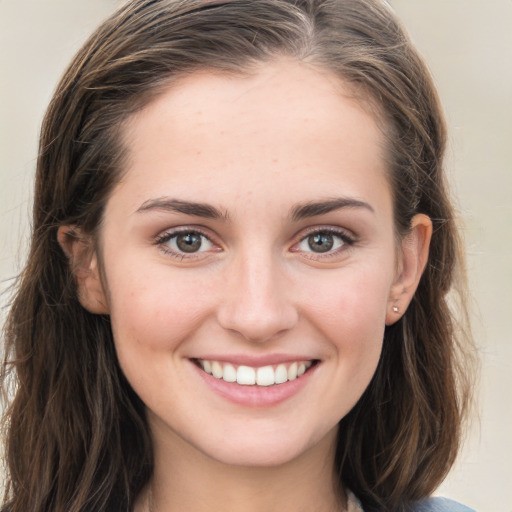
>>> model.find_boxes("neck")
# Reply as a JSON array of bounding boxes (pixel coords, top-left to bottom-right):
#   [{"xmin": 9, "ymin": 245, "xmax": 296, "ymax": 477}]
[{"xmin": 140, "ymin": 421, "xmax": 345, "ymax": 512}]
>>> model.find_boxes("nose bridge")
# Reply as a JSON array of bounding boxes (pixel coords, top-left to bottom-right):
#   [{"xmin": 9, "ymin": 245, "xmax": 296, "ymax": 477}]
[{"xmin": 217, "ymin": 244, "xmax": 298, "ymax": 342}]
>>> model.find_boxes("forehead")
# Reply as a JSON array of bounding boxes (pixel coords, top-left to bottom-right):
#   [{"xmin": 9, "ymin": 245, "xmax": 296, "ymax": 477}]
[{"xmin": 113, "ymin": 59, "xmax": 391, "ymax": 216}]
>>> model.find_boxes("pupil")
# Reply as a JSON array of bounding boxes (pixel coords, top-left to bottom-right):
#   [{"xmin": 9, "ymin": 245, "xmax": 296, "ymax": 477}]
[
  {"xmin": 308, "ymin": 233, "xmax": 333, "ymax": 253},
  {"xmin": 176, "ymin": 233, "xmax": 202, "ymax": 253}
]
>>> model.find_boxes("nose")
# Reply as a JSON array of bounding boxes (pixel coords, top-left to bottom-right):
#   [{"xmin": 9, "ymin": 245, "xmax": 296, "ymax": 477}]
[{"xmin": 216, "ymin": 251, "xmax": 299, "ymax": 343}]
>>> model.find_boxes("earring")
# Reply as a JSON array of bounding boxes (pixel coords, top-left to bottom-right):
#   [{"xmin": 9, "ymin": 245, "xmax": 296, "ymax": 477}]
[{"xmin": 392, "ymin": 306, "xmax": 399, "ymax": 313}]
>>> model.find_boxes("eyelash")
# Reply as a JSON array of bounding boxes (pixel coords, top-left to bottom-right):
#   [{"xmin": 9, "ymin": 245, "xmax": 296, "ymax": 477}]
[
  {"xmin": 153, "ymin": 226, "xmax": 356, "ymax": 260},
  {"xmin": 154, "ymin": 227, "xmax": 217, "ymax": 259},
  {"xmin": 292, "ymin": 227, "xmax": 356, "ymax": 260}
]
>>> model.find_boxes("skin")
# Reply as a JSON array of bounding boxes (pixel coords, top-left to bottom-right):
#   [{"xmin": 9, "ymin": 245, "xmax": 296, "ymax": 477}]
[{"xmin": 59, "ymin": 60, "xmax": 432, "ymax": 512}]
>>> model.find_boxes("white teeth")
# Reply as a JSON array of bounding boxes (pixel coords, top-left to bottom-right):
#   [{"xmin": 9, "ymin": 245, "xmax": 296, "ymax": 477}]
[
  {"xmin": 203, "ymin": 360, "xmax": 212, "ymax": 374},
  {"xmin": 275, "ymin": 364, "xmax": 288, "ymax": 384},
  {"xmin": 237, "ymin": 365, "xmax": 256, "ymax": 385},
  {"xmin": 288, "ymin": 362, "xmax": 298, "ymax": 381},
  {"xmin": 211, "ymin": 361, "xmax": 223, "ymax": 379},
  {"xmin": 223, "ymin": 363, "xmax": 237, "ymax": 383},
  {"xmin": 256, "ymin": 366, "xmax": 275, "ymax": 386},
  {"xmin": 198, "ymin": 359, "xmax": 314, "ymax": 386}
]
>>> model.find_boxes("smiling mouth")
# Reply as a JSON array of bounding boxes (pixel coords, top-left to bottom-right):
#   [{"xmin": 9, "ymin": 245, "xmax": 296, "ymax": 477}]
[{"xmin": 194, "ymin": 359, "xmax": 318, "ymax": 387}]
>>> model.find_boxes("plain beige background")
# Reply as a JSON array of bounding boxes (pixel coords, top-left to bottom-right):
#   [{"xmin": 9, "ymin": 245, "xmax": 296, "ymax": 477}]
[{"xmin": 1, "ymin": 1, "xmax": 511, "ymax": 511}]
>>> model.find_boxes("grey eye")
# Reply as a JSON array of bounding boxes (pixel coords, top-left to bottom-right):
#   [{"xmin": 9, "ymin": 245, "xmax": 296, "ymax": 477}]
[
  {"xmin": 167, "ymin": 232, "xmax": 213, "ymax": 253},
  {"xmin": 297, "ymin": 231, "xmax": 345, "ymax": 254},
  {"xmin": 176, "ymin": 232, "xmax": 202, "ymax": 252},
  {"xmin": 307, "ymin": 233, "xmax": 334, "ymax": 253}
]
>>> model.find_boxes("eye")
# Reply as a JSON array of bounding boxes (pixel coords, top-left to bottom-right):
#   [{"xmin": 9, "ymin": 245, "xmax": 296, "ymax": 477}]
[
  {"xmin": 294, "ymin": 229, "xmax": 353, "ymax": 255},
  {"xmin": 155, "ymin": 229, "xmax": 215, "ymax": 256}
]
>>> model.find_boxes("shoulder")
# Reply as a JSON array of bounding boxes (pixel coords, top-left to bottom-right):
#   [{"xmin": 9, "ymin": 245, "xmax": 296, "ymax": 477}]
[
  {"xmin": 348, "ymin": 491, "xmax": 475, "ymax": 512},
  {"xmin": 408, "ymin": 497, "xmax": 476, "ymax": 512}
]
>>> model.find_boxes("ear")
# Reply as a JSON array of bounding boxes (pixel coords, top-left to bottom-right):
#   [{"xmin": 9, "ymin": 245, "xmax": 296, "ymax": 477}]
[
  {"xmin": 57, "ymin": 226, "xmax": 109, "ymax": 315},
  {"xmin": 386, "ymin": 214, "xmax": 432, "ymax": 325}
]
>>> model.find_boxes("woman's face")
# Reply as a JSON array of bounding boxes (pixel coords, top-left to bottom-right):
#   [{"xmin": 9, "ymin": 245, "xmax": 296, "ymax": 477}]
[{"xmin": 87, "ymin": 60, "xmax": 412, "ymax": 467}]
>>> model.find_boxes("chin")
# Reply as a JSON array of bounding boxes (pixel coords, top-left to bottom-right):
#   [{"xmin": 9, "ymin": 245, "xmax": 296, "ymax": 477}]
[
  {"xmin": 196, "ymin": 425, "xmax": 337, "ymax": 469},
  {"xmin": 206, "ymin": 443, "xmax": 309, "ymax": 468}
]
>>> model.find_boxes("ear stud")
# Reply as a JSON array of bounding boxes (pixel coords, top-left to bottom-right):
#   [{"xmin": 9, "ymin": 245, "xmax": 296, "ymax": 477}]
[{"xmin": 392, "ymin": 306, "xmax": 399, "ymax": 313}]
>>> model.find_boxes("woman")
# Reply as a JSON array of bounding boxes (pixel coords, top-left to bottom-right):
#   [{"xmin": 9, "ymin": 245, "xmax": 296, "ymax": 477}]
[{"xmin": 1, "ymin": 1, "xmax": 476, "ymax": 511}]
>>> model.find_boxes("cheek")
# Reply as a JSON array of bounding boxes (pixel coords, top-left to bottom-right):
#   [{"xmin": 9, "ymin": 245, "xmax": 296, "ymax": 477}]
[
  {"xmin": 299, "ymin": 265, "xmax": 393, "ymax": 383},
  {"xmin": 302, "ymin": 266, "xmax": 392, "ymax": 340},
  {"xmin": 105, "ymin": 264, "xmax": 216, "ymax": 353},
  {"xmin": 104, "ymin": 267, "xmax": 216, "ymax": 405}
]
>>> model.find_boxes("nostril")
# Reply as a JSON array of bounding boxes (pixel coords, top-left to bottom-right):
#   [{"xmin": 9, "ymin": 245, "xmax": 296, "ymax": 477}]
[{"xmin": 217, "ymin": 301, "xmax": 299, "ymax": 344}]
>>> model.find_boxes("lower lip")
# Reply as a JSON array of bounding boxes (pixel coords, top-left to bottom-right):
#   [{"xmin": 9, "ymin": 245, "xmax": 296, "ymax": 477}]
[{"xmin": 191, "ymin": 361, "xmax": 318, "ymax": 407}]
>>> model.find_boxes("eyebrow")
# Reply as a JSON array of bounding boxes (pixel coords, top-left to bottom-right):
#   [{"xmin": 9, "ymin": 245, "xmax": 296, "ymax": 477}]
[
  {"xmin": 135, "ymin": 196, "xmax": 373, "ymax": 221},
  {"xmin": 136, "ymin": 197, "xmax": 229, "ymax": 220},
  {"xmin": 290, "ymin": 197, "xmax": 374, "ymax": 221}
]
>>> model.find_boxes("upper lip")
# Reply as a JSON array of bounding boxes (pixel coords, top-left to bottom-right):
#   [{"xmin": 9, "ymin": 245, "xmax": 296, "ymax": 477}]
[{"xmin": 190, "ymin": 354, "xmax": 318, "ymax": 367}]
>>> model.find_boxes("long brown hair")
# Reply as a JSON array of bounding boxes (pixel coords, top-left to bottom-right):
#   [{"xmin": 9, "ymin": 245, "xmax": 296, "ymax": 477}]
[{"xmin": 1, "ymin": 1, "xmax": 475, "ymax": 511}]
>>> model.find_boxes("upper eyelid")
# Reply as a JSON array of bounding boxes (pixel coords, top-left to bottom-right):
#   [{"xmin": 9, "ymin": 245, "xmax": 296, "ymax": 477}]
[
  {"xmin": 291, "ymin": 226, "xmax": 356, "ymax": 255},
  {"xmin": 153, "ymin": 225, "xmax": 216, "ymax": 242},
  {"xmin": 153, "ymin": 226, "xmax": 220, "ymax": 254},
  {"xmin": 154, "ymin": 228, "xmax": 219, "ymax": 260},
  {"xmin": 152, "ymin": 225, "xmax": 356, "ymax": 250},
  {"xmin": 294, "ymin": 225, "xmax": 356, "ymax": 242}
]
